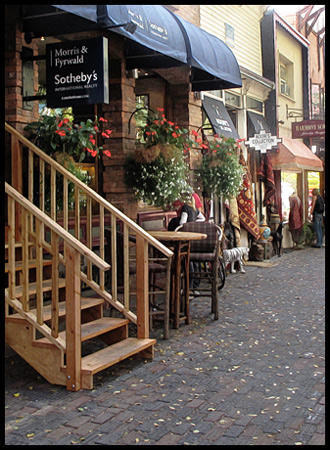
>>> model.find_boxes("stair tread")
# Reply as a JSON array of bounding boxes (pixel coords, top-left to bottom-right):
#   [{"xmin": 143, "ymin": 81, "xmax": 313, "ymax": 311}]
[
  {"xmin": 81, "ymin": 337, "xmax": 156, "ymax": 374},
  {"xmin": 34, "ymin": 317, "xmax": 129, "ymax": 345},
  {"xmin": 6, "ymin": 296, "xmax": 105, "ymax": 322},
  {"xmin": 12, "ymin": 278, "xmax": 66, "ymax": 298},
  {"xmin": 5, "ymin": 259, "xmax": 53, "ymax": 273}
]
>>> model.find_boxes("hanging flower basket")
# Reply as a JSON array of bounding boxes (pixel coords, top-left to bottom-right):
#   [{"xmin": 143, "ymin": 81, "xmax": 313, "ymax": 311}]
[
  {"xmin": 125, "ymin": 108, "xmax": 195, "ymax": 209},
  {"xmin": 199, "ymin": 135, "xmax": 244, "ymax": 199}
]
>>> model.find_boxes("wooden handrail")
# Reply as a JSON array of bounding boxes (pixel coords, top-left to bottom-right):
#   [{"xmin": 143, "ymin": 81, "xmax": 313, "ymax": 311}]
[
  {"xmin": 5, "ymin": 122, "xmax": 173, "ymax": 259},
  {"xmin": 5, "ymin": 183, "xmax": 109, "ymax": 271}
]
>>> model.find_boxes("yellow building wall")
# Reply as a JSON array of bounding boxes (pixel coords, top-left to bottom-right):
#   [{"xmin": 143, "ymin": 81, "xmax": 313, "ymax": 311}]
[
  {"xmin": 200, "ymin": 5, "xmax": 267, "ymax": 75},
  {"xmin": 276, "ymin": 25, "xmax": 305, "ymax": 138}
]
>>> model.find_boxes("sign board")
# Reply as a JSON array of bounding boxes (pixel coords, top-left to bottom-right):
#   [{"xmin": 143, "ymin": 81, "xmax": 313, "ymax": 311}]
[
  {"xmin": 46, "ymin": 37, "xmax": 109, "ymax": 108},
  {"xmin": 245, "ymin": 129, "xmax": 282, "ymax": 153},
  {"xmin": 292, "ymin": 119, "xmax": 325, "ymax": 139}
]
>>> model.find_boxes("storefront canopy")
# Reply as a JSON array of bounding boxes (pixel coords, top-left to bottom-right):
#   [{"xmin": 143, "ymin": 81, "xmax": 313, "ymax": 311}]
[
  {"xmin": 22, "ymin": 5, "xmax": 242, "ymax": 91},
  {"xmin": 268, "ymin": 137, "xmax": 323, "ymax": 172},
  {"xmin": 247, "ymin": 111, "xmax": 271, "ymax": 134},
  {"xmin": 202, "ymin": 96, "xmax": 240, "ymax": 139}
]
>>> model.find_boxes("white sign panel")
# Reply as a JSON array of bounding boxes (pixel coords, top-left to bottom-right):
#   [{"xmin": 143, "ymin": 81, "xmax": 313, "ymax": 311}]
[{"xmin": 245, "ymin": 129, "xmax": 282, "ymax": 153}]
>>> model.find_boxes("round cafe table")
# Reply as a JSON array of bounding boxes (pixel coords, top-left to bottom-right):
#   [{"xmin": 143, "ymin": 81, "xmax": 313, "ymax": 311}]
[{"xmin": 149, "ymin": 231, "xmax": 207, "ymax": 329}]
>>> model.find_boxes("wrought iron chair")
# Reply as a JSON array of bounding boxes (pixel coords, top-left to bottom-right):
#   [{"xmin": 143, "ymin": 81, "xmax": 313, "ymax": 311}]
[{"xmin": 177, "ymin": 222, "xmax": 222, "ymax": 320}]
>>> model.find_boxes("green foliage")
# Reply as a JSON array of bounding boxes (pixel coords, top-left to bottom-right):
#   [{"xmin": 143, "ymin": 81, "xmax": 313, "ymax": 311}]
[
  {"xmin": 125, "ymin": 108, "xmax": 194, "ymax": 209},
  {"xmin": 199, "ymin": 136, "xmax": 244, "ymax": 199},
  {"xmin": 24, "ymin": 112, "xmax": 112, "ymax": 162}
]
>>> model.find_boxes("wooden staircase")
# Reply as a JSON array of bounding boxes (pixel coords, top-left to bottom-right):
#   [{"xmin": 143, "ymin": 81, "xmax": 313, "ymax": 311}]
[
  {"xmin": 6, "ymin": 294, "xmax": 155, "ymax": 390},
  {"xmin": 5, "ymin": 122, "xmax": 172, "ymax": 391}
]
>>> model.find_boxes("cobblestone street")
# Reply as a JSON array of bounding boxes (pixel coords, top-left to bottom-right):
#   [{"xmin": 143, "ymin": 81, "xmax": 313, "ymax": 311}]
[{"xmin": 5, "ymin": 246, "xmax": 325, "ymax": 445}]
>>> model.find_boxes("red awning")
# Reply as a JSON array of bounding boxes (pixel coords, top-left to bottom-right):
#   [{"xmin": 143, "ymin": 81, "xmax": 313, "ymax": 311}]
[{"xmin": 268, "ymin": 137, "xmax": 323, "ymax": 172}]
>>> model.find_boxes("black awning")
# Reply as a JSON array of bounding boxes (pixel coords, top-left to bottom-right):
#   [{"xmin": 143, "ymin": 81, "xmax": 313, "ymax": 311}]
[
  {"xmin": 22, "ymin": 5, "xmax": 242, "ymax": 91},
  {"xmin": 22, "ymin": 6, "xmax": 100, "ymax": 36},
  {"xmin": 168, "ymin": 12, "xmax": 242, "ymax": 91},
  {"xmin": 247, "ymin": 111, "xmax": 271, "ymax": 135},
  {"xmin": 99, "ymin": 5, "xmax": 188, "ymax": 69},
  {"xmin": 202, "ymin": 96, "xmax": 239, "ymax": 139}
]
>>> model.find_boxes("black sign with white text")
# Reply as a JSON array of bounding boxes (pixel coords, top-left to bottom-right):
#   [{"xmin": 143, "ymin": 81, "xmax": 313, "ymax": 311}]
[{"xmin": 46, "ymin": 37, "xmax": 109, "ymax": 108}]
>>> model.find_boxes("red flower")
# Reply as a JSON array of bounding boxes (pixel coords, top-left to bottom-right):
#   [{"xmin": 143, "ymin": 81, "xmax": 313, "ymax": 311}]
[
  {"xmin": 106, "ymin": 129, "xmax": 113, "ymax": 135},
  {"xmin": 102, "ymin": 132, "xmax": 110, "ymax": 138},
  {"xmin": 103, "ymin": 150, "xmax": 111, "ymax": 157},
  {"xmin": 156, "ymin": 107, "xmax": 164, "ymax": 112},
  {"xmin": 63, "ymin": 118, "xmax": 70, "ymax": 124},
  {"xmin": 91, "ymin": 150, "xmax": 97, "ymax": 157},
  {"xmin": 89, "ymin": 138, "xmax": 96, "ymax": 145},
  {"xmin": 58, "ymin": 120, "xmax": 64, "ymax": 127},
  {"xmin": 55, "ymin": 130, "xmax": 66, "ymax": 136},
  {"xmin": 172, "ymin": 132, "xmax": 178, "ymax": 138},
  {"xmin": 99, "ymin": 117, "xmax": 108, "ymax": 122}
]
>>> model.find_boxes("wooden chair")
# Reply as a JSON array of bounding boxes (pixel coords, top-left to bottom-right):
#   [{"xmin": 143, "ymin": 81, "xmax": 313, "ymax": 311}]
[
  {"xmin": 177, "ymin": 222, "xmax": 221, "ymax": 320},
  {"xmin": 104, "ymin": 229, "xmax": 171, "ymax": 338}
]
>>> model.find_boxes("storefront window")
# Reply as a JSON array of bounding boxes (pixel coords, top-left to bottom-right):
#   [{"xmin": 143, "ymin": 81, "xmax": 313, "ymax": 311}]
[
  {"xmin": 225, "ymin": 91, "xmax": 241, "ymax": 108},
  {"xmin": 246, "ymin": 96, "xmax": 263, "ymax": 113},
  {"xmin": 307, "ymin": 171, "xmax": 320, "ymax": 215},
  {"xmin": 281, "ymin": 171, "xmax": 297, "ymax": 221}
]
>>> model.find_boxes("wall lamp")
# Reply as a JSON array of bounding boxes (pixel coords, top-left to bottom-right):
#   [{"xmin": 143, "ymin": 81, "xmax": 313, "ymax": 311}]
[{"xmin": 108, "ymin": 20, "xmax": 137, "ymax": 35}]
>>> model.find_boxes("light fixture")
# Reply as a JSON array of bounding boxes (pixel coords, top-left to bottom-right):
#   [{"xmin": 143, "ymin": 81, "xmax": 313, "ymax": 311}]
[
  {"xmin": 124, "ymin": 21, "xmax": 137, "ymax": 34},
  {"xmin": 108, "ymin": 20, "xmax": 137, "ymax": 35}
]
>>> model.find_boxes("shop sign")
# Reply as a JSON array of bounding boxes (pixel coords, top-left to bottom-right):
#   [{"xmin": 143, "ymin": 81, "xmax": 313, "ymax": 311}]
[
  {"xmin": 46, "ymin": 37, "xmax": 109, "ymax": 108},
  {"xmin": 292, "ymin": 119, "xmax": 325, "ymax": 139},
  {"xmin": 245, "ymin": 129, "xmax": 282, "ymax": 153}
]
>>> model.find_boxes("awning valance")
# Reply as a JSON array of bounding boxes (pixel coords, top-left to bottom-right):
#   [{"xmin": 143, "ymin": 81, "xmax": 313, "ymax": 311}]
[
  {"xmin": 22, "ymin": 5, "xmax": 242, "ymax": 91},
  {"xmin": 248, "ymin": 111, "xmax": 270, "ymax": 134},
  {"xmin": 202, "ymin": 96, "xmax": 240, "ymax": 139},
  {"xmin": 268, "ymin": 137, "xmax": 323, "ymax": 172}
]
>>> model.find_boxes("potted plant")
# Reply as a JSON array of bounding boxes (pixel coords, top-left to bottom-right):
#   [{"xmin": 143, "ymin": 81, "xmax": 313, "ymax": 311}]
[
  {"xmin": 24, "ymin": 112, "xmax": 113, "ymax": 162},
  {"xmin": 124, "ymin": 108, "xmax": 196, "ymax": 209},
  {"xmin": 24, "ymin": 112, "xmax": 113, "ymax": 211},
  {"xmin": 199, "ymin": 135, "xmax": 244, "ymax": 200}
]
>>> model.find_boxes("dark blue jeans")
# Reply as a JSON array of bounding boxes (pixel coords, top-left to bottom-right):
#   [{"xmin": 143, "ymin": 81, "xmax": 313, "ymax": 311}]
[{"xmin": 313, "ymin": 213, "xmax": 323, "ymax": 247}]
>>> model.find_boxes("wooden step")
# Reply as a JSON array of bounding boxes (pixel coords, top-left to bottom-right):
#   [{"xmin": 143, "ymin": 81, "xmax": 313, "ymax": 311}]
[
  {"xmin": 33, "ymin": 317, "xmax": 129, "ymax": 347},
  {"xmin": 6, "ymin": 297, "xmax": 105, "ymax": 323},
  {"xmin": 10, "ymin": 278, "xmax": 66, "ymax": 299},
  {"xmin": 81, "ymin": 337, "xmax": 156, "ymax": 375},
  {"xmin": 5, "ymin": 259, "xmax": 53, "ymax": 273}
]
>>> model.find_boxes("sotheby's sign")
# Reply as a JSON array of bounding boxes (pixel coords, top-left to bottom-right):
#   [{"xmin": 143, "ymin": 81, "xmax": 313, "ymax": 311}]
[{"xmin": 46, "ymin": 37, "xmax": 109, "ymax": 108}]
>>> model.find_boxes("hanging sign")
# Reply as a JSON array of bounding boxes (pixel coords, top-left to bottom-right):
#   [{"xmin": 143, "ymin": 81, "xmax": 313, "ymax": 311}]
[
  {"xmin": 46, "ymin": 37, "xmax": 109, "ymax": 108},
  {"xmin": 245, "ymin": 129, "xmax": 282, "ymax": 153},
  {"xmin": 292, "ymin": 119, "xmax": 325, "ymax": 139}
]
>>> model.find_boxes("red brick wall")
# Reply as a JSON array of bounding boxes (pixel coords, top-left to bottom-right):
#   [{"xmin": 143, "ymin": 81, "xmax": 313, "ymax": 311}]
[
  {"xmin": 100, "ymin": 35, "xmax": 138, "ymax": 219},
  {"xmin": 5, "ymin": 6, "xmax": 39, "ymax": 133}
]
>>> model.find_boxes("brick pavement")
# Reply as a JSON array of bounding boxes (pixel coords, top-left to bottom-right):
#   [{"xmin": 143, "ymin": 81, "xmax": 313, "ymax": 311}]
[{"xmin": 5, "ymin": 246, "xmax": 325, "ymax": 445}]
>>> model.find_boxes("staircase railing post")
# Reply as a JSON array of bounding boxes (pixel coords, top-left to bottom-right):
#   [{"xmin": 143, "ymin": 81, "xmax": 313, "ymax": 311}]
[
  {"xmin": 65, "ymin": 245, "xmax": 81, "ymax": 391},
  {"xmin": 135, "ymin": 235, "xmax": 149, "ymax": 339}
]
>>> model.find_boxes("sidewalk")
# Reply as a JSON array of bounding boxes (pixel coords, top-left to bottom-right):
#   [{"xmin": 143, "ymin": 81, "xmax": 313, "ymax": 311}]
[{"xmin": 5, "ymin": 246, "xmax": 325, "ymax": 445}]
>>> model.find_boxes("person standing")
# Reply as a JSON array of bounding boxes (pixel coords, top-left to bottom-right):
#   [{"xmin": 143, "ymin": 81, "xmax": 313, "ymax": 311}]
[{"xmin": 310, "ymin": 188, "xmax": 324, "ymax": 248}]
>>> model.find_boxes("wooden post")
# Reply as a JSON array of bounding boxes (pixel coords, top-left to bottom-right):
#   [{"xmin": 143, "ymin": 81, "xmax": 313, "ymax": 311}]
[
  {"xmin": 135, "ymin": 235, "xmax": 149, "ymax": 338},
  {"xmin": 65, "ymin": 245, "xmax": 81, "ymax": 391},
  {"xmin": 11, "ymin": 136, "xmax": 23, "ymax": 241}
]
